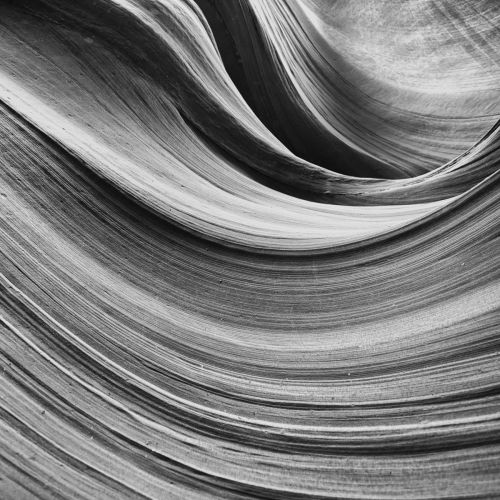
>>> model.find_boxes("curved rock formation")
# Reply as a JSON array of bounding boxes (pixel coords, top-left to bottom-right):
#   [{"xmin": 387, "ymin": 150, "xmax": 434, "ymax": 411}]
[{"xmin": 0, "ymin": 0, "xmax": 499, "ymax": 498}]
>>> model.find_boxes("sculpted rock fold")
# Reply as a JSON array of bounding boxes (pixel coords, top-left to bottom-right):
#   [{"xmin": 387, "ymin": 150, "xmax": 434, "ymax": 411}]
[{"xmin": 0, "ymin": 0, "xmax": 499, "ymax": 498}]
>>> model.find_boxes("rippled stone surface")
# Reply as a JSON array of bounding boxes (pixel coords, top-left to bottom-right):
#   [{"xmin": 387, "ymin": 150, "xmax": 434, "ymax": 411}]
[{"xmin": 0, "ymin": 1, "xmax": 499, "ymax": 498}]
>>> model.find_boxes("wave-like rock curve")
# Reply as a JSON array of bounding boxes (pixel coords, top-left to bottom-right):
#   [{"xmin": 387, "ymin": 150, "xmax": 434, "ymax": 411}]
[{"xmin": 0, "ymin": 0, "xmax": 499, "ymax": 498}]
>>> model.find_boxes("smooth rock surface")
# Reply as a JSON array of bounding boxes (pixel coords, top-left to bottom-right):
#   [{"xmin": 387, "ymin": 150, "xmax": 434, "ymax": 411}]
[{"xmin": 0, "ymin": 1, "xmax": 499, "ymax": 498}]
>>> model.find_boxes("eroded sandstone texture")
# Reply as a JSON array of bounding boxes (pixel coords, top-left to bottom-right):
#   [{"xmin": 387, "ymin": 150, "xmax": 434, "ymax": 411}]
[{"xmin": 0, "ymin": 1, "xmax": 499, "ymax": 498}]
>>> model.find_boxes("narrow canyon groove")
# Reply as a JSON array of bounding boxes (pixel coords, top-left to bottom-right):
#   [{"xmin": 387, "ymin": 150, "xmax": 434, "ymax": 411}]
[{"xmin": 0, "ymin": 0, "xmax": 499, "ymax": 498}]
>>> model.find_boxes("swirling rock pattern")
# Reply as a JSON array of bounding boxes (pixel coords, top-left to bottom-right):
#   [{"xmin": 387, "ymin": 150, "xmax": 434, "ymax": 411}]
[{"xmin": 0, "ymin": 0, "xmax": 499, "ymax": 498}]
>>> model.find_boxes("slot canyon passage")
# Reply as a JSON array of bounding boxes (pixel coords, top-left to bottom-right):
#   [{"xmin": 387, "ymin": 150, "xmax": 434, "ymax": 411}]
[{"xmin": 0, "ymin": 0, "xmax": 499, "ymax": 498}]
